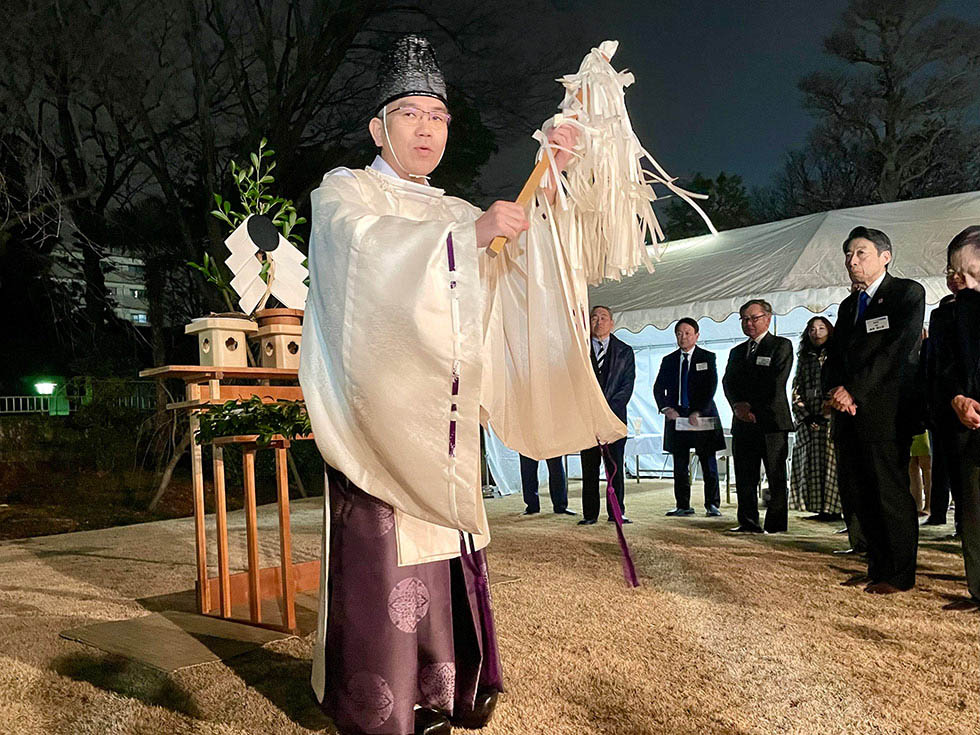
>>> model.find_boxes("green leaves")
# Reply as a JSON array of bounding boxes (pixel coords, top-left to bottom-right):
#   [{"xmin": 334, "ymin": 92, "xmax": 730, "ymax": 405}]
[
  {"xmin": 208, "ymin": 138, "xmax": 305, "ymax": 246},
  {"xmin": 195, "ymin": 396, "xmax": 311, "ymax": 448},
  {"xmin": 188, "ymin": 253, "xmax": 237, "ymax": 312},
  {"xmin": 199, "ymin": 137, "xmax": 308, "ymax": 312},
  {"xmin": 210, "ymin": 193, "xmax": 235, "ymax": 227}
]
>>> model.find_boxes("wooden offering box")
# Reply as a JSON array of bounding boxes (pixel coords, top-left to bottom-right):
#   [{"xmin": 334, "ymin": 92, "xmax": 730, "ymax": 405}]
[
  {"xmin": 185, "ymin": 316, "xmax": 259, "ymax": 368},
  {"xmin": 254, "ymin": 309, "xmax": 304, "ymax": 370}
]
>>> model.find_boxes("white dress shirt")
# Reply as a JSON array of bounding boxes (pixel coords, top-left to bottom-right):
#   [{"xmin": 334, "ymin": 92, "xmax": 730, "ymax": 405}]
[
  {"xmin": 592, "ymin": 335, "xmax": 610, "ymax": 358},
  {"xmin": 855, "ymin": 269, "xmax": 887, "ymax": 324},
  {"xmin": 863, "ymin": 269, "xmax": 887, "ymax": 301}
]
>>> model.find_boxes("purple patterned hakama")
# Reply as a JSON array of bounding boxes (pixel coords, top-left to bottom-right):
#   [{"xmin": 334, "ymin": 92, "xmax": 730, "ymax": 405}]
[{"xmin": 323, "ymin": 468, "xmax": 503, "ymax": 735}]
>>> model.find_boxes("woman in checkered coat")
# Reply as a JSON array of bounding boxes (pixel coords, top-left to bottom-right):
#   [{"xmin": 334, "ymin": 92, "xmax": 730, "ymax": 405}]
[{"xmin": 789, "ymin": 317, "xmax": 842, "ymax": 519}]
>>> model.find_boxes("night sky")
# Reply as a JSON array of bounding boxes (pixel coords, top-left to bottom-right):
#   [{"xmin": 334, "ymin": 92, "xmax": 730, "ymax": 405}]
[{"xmin": 482, "ymin": 0, "xmax": 980, "ymax": 195}]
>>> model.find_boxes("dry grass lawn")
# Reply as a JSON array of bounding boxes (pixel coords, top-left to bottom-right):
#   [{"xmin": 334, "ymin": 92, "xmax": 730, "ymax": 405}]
[{"xmin": 0, "ymin": 480, "xmax": 976, "ymax": 734}]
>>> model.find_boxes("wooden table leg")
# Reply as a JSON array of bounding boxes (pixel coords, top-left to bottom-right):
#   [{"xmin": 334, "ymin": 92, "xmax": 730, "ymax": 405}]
[
  {"xmin": 213, "ymin": 445, "xmax": 232, "ymax": 617},
  {"xmin": 187, "ymin": 383, "xmax": 210, "ymax": 614},
  {"xmin": 242, "ymin": 447, "xmax": 261, "ymax": 623},
  {"xmin": 275, "ymin": 445, "xmax": 296, "ymax": 631}
]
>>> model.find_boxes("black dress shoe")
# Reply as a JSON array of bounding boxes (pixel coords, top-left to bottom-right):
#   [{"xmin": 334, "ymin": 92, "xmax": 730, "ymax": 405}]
[
  {"xmin": 727, "ymin": 525, "xmax": 761, "ymax": 533},
  {"xmin": 577, "ymin": 518, "xmax": 597, "ymax": 525},
  {"xmin": 451, "ymin": 689, "xmax": 499, "ymax": 729},
  {"xmin": 521, "ymin": 508, "xmax": 540, "ymax": 516},
  {"xmin": 554, "ymin": 508, "xmax": 577, "ymax": 516},
  {"xmin": 607, "ymin": 516, "xmax": 632, "ymax": 524},
  {"xmin": 415, "ymin": 707, "xmax": 451, "ymax": 735},
  {"xmin": 921, "ymin": 516, "xmax": 946, "ymax": 526},
  {"xmin": 705, "ymin": 506, "xmax": 722, "ymax": 517},
  {"xmin": 833, "ymin": 548, "xmax": 862, "ymax": 555},
  {"xmin": 665, "ymin": 507, "xmax": 695, "ymax": 516}
]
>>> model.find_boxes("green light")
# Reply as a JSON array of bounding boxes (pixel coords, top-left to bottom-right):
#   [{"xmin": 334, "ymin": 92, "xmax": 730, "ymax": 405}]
[{"xmin": 35, "ymin": 382, "xmax": 57, "ymax": 395}]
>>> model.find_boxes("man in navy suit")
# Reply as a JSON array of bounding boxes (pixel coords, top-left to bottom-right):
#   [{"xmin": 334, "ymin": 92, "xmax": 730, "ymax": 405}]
[
  {"xmin": 723, "ymin": 299, "xmax": 795, "ymax": 533},
  {"xmin": 654, "ymin": 317, "xmax": 726, "ymax": 517},
  {"xmin": 578, "ymin": 305, "xmax": 636, "ymax": 525},
  {"xmin": 825, "ymin": 226, "xmax": 925, "ymax": 594}
]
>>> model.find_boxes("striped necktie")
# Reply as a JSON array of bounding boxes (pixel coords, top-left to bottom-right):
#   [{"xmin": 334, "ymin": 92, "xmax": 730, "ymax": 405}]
[
  {"xmin": 595, "ymin": 340, "xmax": 606, "ymax": 373},
  {"xmin": 746, "ymin": 340, "xmax": 758, "ymax": 362}
]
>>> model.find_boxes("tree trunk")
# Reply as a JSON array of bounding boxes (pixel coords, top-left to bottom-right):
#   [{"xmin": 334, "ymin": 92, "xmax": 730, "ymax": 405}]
[
  {"xmin": 148, "ymin": 428, "xmax": 192, "ymax": 511},
  {"xmin": 287, "ymin": 449, "xmax": 308, "ymax": 498}
]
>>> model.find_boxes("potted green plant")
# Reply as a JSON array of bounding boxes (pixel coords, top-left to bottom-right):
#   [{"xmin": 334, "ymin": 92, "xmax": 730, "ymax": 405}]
[{"xmin": 187, "ymin": 138, "xmax": 308, "ymax": 368}]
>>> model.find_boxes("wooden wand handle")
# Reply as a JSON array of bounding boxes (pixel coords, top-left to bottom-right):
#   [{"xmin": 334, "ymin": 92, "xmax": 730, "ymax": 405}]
[{"xmin": 487, "ymin": 156, "xmax": 552, "ymax": 256}]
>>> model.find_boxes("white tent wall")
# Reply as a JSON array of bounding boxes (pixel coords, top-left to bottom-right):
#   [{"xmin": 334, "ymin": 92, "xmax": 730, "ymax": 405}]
[{"xmin": 483, "ymin": 191, "xmax": 970, "ymax": 498}]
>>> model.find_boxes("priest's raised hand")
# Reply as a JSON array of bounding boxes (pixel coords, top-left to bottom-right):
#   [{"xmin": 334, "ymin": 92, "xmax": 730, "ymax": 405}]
[{"xmin": 475, "ymin": 201, "xmax": 529, "ymax": 249}]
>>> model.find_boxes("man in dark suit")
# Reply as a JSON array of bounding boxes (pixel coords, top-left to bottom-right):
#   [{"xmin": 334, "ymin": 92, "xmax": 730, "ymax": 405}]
[
  {"xmin": 722, "ymin": 299, "xmax": 794, "ymax": 533},
  {"xmin": 654, "ymin": 317, "xmax": 727, "ymax": 517},
  {"xmin": 578, "ymin": 305, "xmax": 635, "ymax": 526},
  {"xmin": 939, "ymin": 225, "xmax": 980, "ymax": 609},
  {"xmin": 519, "ymin": 454, "xmax": 575, "ymax": 516},
  {"xmin": 824, "ymin": 226, "xmax": 925, "ymax": 594}
]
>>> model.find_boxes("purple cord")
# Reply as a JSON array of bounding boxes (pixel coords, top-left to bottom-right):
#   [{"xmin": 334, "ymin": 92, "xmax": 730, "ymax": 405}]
[
  {"xmin": 461, "ymin": 535, "xmax": 504, "ymax": 690},
  {"xmin": 600, "ymin": 443, "xmax": 640, "ymax": 588}
]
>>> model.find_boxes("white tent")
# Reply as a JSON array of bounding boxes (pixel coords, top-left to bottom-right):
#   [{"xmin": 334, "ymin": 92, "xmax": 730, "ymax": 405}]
[{"xmin": 589, "ymin": 191, "xmax": 980, "ymax": 332}]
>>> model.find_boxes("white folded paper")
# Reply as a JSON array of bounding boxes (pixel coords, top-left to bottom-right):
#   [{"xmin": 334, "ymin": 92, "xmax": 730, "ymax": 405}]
[{"xmin": 676, "ymin": 416, "xmax": 717, "ymax": 432}]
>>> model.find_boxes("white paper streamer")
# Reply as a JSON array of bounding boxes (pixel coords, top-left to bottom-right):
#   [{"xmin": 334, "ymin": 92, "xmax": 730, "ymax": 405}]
[{"xmin": 530, "ymin": 40, "xmax": 716, "ymax": 286}]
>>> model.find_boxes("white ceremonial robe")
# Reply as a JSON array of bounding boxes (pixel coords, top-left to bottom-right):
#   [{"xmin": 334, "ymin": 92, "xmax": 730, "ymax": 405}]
[{"xmin": 299, "ymin": 156, "xmax": 625, "ymax": 700}]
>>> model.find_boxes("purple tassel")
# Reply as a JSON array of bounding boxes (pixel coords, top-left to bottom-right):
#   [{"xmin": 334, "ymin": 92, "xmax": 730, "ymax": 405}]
[
  {"xmin": 600, "ymin": 443, "xmax": 640, "ymax": 588},
  {"xmin": 461, "ymin": 536, "xmax": 504, "ymax": 689}
]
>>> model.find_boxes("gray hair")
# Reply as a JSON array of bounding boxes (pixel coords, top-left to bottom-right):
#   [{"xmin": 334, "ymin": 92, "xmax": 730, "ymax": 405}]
[
  {"xmin": 738, "ymin": 299, "xmax": 772, "ymax": 317},
  {"xmin": 947, "ymin": 225, "xmax": 980, "ymax": 265},
  {"xmin": 590, "ymin": 305, "xmax": 614, "ymax": 320}
]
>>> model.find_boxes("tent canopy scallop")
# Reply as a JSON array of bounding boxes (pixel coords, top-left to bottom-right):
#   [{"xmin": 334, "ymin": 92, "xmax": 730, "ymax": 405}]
[{"xmin": 588, "ymin": 191, "xmax": 980, "ymax": 332}]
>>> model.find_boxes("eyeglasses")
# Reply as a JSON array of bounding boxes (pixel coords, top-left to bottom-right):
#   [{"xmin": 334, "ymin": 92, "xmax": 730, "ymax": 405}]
[
  {"xmin": 385, "ymin": 106, "xmax": 452, "ymax": 127},
  {"xmin": 739, "ymin": 314, "xmax": 768, "ymax": 324},
  {"xmin": 945, "ymin": 268, "xmax": 964, "ymax": 278}
]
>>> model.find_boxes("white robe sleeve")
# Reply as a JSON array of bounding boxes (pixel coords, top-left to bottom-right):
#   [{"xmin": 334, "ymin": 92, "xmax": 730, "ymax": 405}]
[{"xmin": 480, "ymin": 195, "xmax": 627, "ymax": 459}]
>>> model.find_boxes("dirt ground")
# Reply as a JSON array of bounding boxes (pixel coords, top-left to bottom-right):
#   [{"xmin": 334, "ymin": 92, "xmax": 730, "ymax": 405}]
[{"xmin": 0, "ymin": 480, "xmax": 977, "ymax": 734}]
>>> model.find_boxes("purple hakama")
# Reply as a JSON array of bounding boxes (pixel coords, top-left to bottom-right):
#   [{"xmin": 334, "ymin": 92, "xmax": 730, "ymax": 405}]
[{"xmin": 322, "ymin": 468, "xmax": 503, "ymax": 735}]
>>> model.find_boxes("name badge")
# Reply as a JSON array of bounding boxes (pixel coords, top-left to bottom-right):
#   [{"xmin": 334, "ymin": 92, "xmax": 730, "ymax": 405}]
[
  {"xmin": 756, "ymin": 356, "xmax": 771, "ymax": 367},
  {"xmin": 696, "ymin": 362, "xmax": 708, "ymax": 372},
  {"xmin": 866, "ymin": 316, "xmax": 890, "ymax": 333}
]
